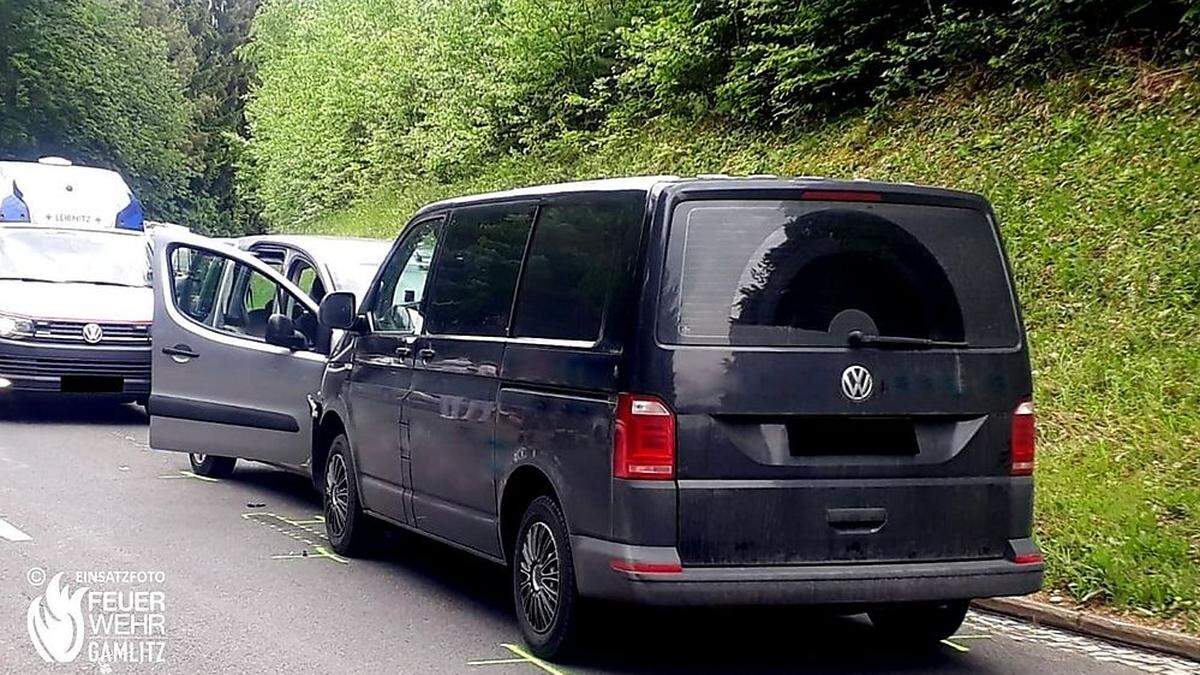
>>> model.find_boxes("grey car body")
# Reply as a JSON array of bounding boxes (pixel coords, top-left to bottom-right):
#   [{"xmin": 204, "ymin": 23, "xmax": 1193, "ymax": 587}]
[{"xmin": 148, "ymin": 232, "xmax": 389, "ymax": 476}]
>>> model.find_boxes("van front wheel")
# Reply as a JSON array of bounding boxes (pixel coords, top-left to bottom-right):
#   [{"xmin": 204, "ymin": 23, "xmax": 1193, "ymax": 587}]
[
  {"xmin": 323, "ymin": 434, "xmax": 369, "ymax": 556},
  {"xmin": 868, "ymin": 600, "xmax": 969, "ymax": 644},
  {"xmin": 512, "ymin": 495, "xmax": 579, "ymax": 660}
]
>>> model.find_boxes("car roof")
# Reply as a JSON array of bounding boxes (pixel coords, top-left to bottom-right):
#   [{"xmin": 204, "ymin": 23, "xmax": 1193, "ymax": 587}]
[
  {"xmin": 412, "ymin": 175, "xmax": 988, "ymax": 217},
  {"xmin": 239, "ymin": 234, "xmax": 391, "ymax": 259}
]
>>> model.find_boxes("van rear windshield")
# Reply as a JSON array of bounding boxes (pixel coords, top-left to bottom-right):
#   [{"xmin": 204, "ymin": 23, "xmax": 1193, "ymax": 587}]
[{"xmin": 659, "ymin": 199, "xmax": 1020, "ymax": 348}]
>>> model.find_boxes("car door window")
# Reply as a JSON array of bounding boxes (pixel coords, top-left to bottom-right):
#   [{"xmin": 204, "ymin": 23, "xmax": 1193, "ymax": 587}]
[
  {"xmin": 369, "ymin": 219, "xmax": 441, "ymax": 333},
  {"xmin": 424, "ymin": 203, "xmax": 535, "ymax": 336},
  {"xmin": 294, "ymin": 263, "xmax": 326, "ymax": 302},
  {"xmin": 287, "ymin": 258, "xmax": 326, "ymax": 322},
  {"xmin": 170, "ymin": 247, "xmax": 230, "ymax": 325},
  {"xmin": 169, "ymin": 245, "xmax": 317, "ymax": 348}
]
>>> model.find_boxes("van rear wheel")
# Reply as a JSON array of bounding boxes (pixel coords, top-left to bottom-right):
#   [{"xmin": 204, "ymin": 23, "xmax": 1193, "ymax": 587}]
[
  {"xmin": 188, "ymin": 453, "xmax": 236, "ymax": 478},
  {"xmin": 512, "ymin": 495, "xmax": 579, "ymax": 660},
  {"xmin": 868, "ymin": 600, "xmax": 969, "ymax": 644}
]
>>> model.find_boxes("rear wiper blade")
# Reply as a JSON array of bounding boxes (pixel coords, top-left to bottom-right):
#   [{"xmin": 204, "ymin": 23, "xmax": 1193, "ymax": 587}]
[{"xmin": 847, "ymin": 330, "xmax": 969, "ymax": 349}]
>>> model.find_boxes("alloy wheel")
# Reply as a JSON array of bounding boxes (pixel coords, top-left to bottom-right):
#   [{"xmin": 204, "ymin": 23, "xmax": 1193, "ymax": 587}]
[
  {"xmin": 517, "ymin": 521, "xmax": 560, "ymax": 634},
  {"xmin": 325, "ymin": 453, "xmax": 350, "ymax": 538}
]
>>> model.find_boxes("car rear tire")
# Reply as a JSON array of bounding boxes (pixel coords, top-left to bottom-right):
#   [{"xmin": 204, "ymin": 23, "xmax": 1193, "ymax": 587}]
[
  {"xmin": 188, "ymin": 453, "xmax": 236, "ymax": 478},
  {"xmin": 512, "ymin": 495, "xmax": 579, "ymax": 661},
  {"xmin": 868, "ymin": 600, "xmax": 969, "ymax": 644},
  {"xmin": 323, "ymin": 434, "xmax": 369, "ymax": 556}
]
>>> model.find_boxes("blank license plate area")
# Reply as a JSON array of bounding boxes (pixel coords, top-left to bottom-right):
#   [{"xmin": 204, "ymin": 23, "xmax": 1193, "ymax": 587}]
[
  {"xmin": 60, "ymin": 376, "xmax": 124, "ymax": 393},
  {"xmin": 788, "ymin": 417, "xmax": 918, "ymax": 456}
]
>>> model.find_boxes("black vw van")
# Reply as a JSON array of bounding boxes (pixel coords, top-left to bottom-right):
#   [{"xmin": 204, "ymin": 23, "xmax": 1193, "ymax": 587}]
[{"xmin": 150, "ymin": 176, "xmax": 1041, "ymax": 659}]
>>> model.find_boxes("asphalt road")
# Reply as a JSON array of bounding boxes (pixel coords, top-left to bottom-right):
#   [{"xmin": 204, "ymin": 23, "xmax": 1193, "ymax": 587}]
[{"xmin": 0, "ymin": 399, "xmax": 1196, "ymax": 674}]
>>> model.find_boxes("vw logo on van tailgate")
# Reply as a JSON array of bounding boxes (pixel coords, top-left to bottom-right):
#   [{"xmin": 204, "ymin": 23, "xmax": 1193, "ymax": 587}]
[
  {"xmin": 841, "ymin": 365, "xmax": 873, "ymax": 402},
  {"xmin": 81, "ymin": 323, "xmax": 104, "ymax": 344}
]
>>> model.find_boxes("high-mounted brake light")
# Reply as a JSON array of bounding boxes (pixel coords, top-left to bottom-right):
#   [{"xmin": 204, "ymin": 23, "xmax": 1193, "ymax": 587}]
[
  {"xmin": 1010, "ymin": 399, "xmax": 1036, "ymax": 476},
  {"xmin": 800, "ymin": 190, "xmax": 883, "ymax": 203},
  {"xmin": 613, "ymin": 393, "xmax": 676, "ymax": 480}
]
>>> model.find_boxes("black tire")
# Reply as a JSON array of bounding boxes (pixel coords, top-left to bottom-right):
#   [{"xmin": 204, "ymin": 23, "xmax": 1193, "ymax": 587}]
[
  {"xmin": 512, "ymin": 495, "xmax": 579, "ymax": 661},
  {"xmin": 188, "ymin": 453, "xmax": 236, "ymax": 478},
  {"xmin": 323, "ymin": 434, "xmax": 369, "ymax": 556},
  {"xmin": 869, "ymin": 600, "xmax": 969, "ymax": 644}
]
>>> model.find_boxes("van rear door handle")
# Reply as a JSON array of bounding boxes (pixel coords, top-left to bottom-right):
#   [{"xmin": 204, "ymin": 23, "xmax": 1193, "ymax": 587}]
[
  {"xmin": 395, "ymin": 346, "xmax": 411, "ymax": 358},
  {"xmin": 827, "ymin": 507, "xmax": 887, "ymax": 533},
  {"xmin": 417, "ymin": 347, "xmax": 436, "ymax": 360},
  {"xmin": 162, "ymin": 345, "xmax": 199, "ymax": 360}
]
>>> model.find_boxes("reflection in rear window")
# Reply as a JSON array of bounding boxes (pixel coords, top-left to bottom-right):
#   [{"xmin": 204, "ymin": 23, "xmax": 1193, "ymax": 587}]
[{"xmin": 661, "ymin": 200, "xmax": 1020, "ymax": 348}]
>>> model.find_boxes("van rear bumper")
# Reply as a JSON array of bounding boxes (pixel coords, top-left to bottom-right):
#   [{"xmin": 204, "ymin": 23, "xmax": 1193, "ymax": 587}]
[{"xmin": 572, "ymin": 535, "xmax": 1043, "ymax": 606}]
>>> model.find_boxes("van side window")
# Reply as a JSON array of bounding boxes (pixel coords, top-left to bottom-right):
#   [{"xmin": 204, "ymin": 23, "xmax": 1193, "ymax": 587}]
[
  {"xmin": 425, "ymin": 203, "xmax": 535, "ymax": 337},
  {"xmin": 370, "ymin": 219, "xmax": 440, "ymax": 333},
  {"xmin": 512, "ymin": 196, "xmax": 638, "ymax": 341}
]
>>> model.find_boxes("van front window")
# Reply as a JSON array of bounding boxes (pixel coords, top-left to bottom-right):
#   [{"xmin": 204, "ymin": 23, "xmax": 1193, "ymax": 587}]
[{"xmin": 0, "ymin": 227, "xmax": 151, "ymax": 288}]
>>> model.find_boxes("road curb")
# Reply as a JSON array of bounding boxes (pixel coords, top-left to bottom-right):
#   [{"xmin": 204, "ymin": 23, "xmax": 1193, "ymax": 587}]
[{"xmin": 973, "ymin": 597, "xmax": 1200, "ymax": 662}]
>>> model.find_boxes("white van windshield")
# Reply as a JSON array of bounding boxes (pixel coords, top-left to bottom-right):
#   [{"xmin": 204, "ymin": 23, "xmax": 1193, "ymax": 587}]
[{"xmin": 0, "ymin": 228, "xmax": 151, "ymax": 287}]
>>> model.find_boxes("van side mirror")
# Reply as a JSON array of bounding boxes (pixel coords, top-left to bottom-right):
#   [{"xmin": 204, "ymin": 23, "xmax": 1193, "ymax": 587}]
[
  {"xmin": 319, "ymin": 291, "xmax": 358, "ymax": 330},
  {"xmin": 265, "ymin": 314, "xmax": 308, "ymax": 350}
]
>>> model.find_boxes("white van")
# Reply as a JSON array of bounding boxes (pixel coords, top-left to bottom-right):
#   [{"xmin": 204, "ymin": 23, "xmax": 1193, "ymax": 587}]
[{"xmin": 0, "ymin": 158, "xmax": 153, "ymax": 402}]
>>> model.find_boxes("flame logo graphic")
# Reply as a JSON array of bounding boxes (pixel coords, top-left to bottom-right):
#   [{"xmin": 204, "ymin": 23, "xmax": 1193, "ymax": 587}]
[{"xmin": 26, "ymin": 573, "xmax": 88, "ymax": 663}]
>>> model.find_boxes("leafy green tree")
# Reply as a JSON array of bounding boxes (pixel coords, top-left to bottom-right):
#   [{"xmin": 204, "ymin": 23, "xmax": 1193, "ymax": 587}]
[
  {"xmin": 0, "ymin": 0, "xmax": 198, "ymax": 222},
  {"xmin": 241, "ymin": 0, "xmax": 1199, "ymax": 228}
]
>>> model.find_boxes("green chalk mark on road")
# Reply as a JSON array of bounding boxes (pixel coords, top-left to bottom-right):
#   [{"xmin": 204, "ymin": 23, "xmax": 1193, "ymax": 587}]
[
  {"xmin": 158, "ymin": 470, "xmax": 218, "ymax": 483},
  {"xmin": 941, "ymin": 633, "xmax": 992, "ymax": 653},
  {"xmin": 244, "ymin": 512, "xmax": 346, "ymax": 565},
  {"xmin": 468, "ymin": 643, "xmax": 570, "ymax": 674}
]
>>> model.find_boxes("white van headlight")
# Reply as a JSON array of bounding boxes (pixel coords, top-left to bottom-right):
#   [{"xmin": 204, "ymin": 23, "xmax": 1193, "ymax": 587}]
[{"xmin": 0, "ymin": 314, "xmax": 34, "ymax": 339}]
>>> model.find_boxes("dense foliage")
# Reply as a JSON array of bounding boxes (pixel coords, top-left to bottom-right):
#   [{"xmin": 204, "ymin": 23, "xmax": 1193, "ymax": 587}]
[
  {"xmin": 244, "ymin": 0, "xmax": 1199, "ymax": 227},
  {"xmin": 0, "ymin": 0, "xmax": 196, "ymax": 221},
  {"xmin": 0, "ymin": 0, "xmax": 260, "ymax": 233}
]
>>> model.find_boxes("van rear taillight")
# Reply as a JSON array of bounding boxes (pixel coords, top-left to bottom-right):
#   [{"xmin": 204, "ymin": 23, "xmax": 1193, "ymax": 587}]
[
  {"xmin": 613, "ymin": 394, "xmax": 675, "ymax": 480},
  {"xmin": 1010, "ymin": 400, "xmax": 1036, "ymax": 476}
]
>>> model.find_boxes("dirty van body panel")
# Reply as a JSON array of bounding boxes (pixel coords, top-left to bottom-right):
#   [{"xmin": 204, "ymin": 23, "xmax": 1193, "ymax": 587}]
[
  {"xmin": 629, "ymin": 181, "xmax": 1035, "ymax": 570},
  {"xmin": 493, "ymin": 189, "xmax": 658, "ymax": 548}
]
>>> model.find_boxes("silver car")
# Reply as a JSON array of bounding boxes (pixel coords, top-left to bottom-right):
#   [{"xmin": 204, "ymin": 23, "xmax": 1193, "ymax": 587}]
[{"xmin": 149, "ymin": 231, "xmax": 389, "ymax": 478}]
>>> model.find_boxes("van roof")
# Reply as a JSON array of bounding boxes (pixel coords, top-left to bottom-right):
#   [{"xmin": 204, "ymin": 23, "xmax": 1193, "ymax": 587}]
[
  {"xmin": 0, "ymin": 160, "xmax": 135, "ymax": 230},
  {"xmin": 412, "ymin": 175, "xmax": 989, "ymax": 217}
]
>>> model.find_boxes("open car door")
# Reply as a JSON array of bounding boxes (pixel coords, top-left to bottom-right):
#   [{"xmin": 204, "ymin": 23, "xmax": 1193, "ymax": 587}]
[{"xmin": 148, "ymin": 230, "xmax": 327, "ymax": 470}]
